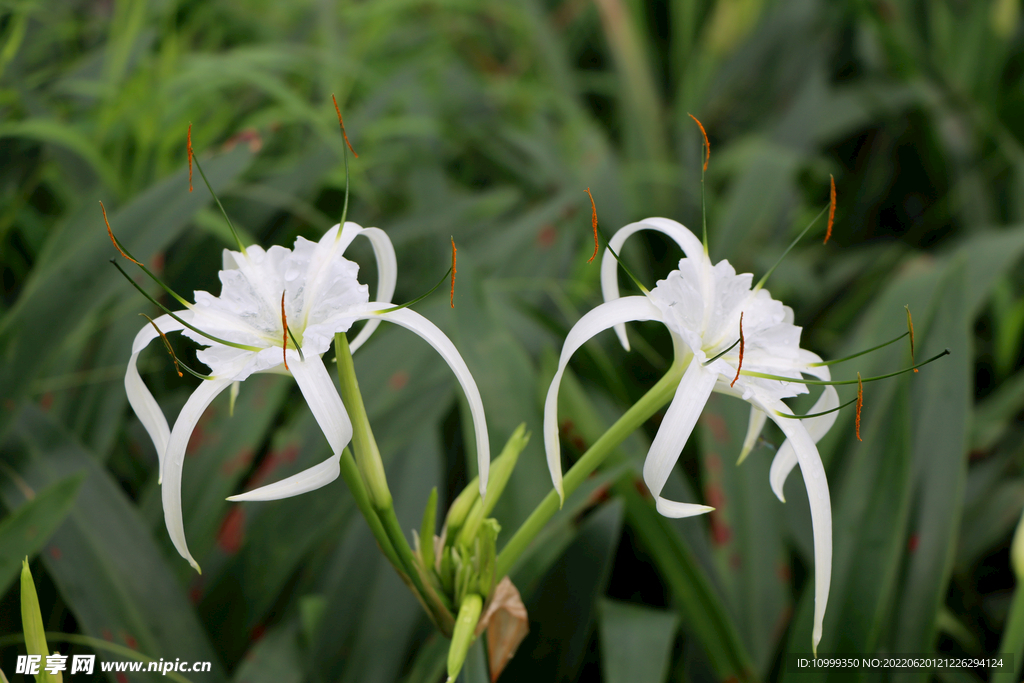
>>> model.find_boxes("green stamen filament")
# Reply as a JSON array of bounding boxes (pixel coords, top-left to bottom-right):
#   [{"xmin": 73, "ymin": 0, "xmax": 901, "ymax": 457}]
[
  {"xmin": 139, "ymin": 314, "xmax": 213, "ymax": 381},
  {"xmin": 191, "ymin": 151, "xmax": 247, "ymax": 254},
  {"xmin": 702, "ymin": 338, "xmax": 740, "ymax": 366},
  {"xmin": 111, "ymin": 260, "xmax": 262, "ymax": 353},
  {"xmin": 775, "ymin": 395, "xmax": 859, "ymax": 420},
  {"xmin": 754, "ymin": 204, "xmax": 829, "ymax": 292},
  {"xmin": 741, "ymin": 348, "xmax": 949, "ymax": 386},
  {"xmin": 810, "ymin": 331, "xmax": 910, "ymax": 367},
  {"xmin": 102, "ymin": 202, "xmax": 193, "ymax": 309},
  {"xmin": 378, "ymin": 266, "xmax": 453, "ymax": 314}
]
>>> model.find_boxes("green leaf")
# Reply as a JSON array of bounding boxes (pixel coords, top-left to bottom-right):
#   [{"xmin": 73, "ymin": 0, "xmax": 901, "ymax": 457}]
[
  {"xmin": 503, "ymin": 500, "xmax": 624, "ymax": 682},
  {"xmin": 0, "ymin": 405, "xmax": 226, "ymax": 681},
  {"xmin": 0, "ymin": 146, "xmax": 254, "ymax": 441},
  {"xmin": 0, "ymin": 474, "xmax": 83, "ymax": 597},
  {"xmin": 21, "ymin": 559, "xmax": 59, "ymax": 683},
  {"xmin": 598, "ymin": 599, "xmax": 679, "ymax": 683},
  {"xmin": 892, "ymin": 261, "xmax": 972, "ymax": 659},
  {"xmin": 699, "ymin": 394, "xmax": 790, "ymax": 675},
  {"xmin": 452, "ymin": 260, "xmax": 549, "ymax": 542}
]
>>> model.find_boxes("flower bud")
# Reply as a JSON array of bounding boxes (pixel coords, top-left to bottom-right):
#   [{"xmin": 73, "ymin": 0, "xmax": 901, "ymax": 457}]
[{"xmin": 446, "ymin": 593, "xmax": 483, "ymax": 683}]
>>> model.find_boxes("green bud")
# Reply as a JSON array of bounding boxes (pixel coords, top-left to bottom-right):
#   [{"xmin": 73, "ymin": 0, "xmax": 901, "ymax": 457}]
[
  {"xmin": 21, "ymin": 558, "xmax": 59, "ymax": 683},
  {"xmin": 446, "ymin": 593, "xmax": 483, "ymax": 683},
  {"xmin": 457, "ymin": 425, "xmax": 529, "ymax": 548},
  {"xmin": 444, "ymin": 476, "xmax": 480, "ymax": 534},
  {"xmin": 420, "ymin": 487, "xmax": 438, "ymax": 569},
  {"xmin": 482, "ymin": 424, "xmax": 529, "ymax": 518},
  {"xmin": 439, "ymin": 546, "xmax": 455, "ymax": 595},
  {"xmin": 477, "ymin": 519, "xmax": 500, "ymax": 597}
]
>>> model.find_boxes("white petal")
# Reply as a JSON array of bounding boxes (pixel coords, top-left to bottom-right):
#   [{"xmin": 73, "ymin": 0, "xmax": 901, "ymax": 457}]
[
  {"xmin": 643, "ymin": 356, "xmax": 717, "ymax": 517},
  {"xmin": 758, "ymin": 394, "xmax": 832, "ymax": 654},
  {"xmin": 125, "ymin": 313, "xmax": 189, "ymax": 481},
  {"xmin": 351, "ymin": 304, "xmax": 491, "ymax": 496},
  {"xmin": 347, "ymin": 227, "xmax": 397, "ymax": 353},
  {"xmin": 228, "ymin": 453, "xmax": 340, "ymax": 502},
  {"xmin": 226, "ymin": 353, "xmax": 349, "ymax": 502},
  {"xmin": 600, "ymin": 218, "xmax": 706, "ymax": 350},
  {"xmin": 737, "ymin": 406, "xmax": 768, "ymax": 465},
  {"xmin": 542, "ymin": 296, "xmax": 663, "ymax": 501},
  {"xmin": 162, "ymin": 377, "xmax": 234, "ymax": 572},
  {"xmin": 768, "ymin": 364, "xmax": 837, "ymax": 503}
]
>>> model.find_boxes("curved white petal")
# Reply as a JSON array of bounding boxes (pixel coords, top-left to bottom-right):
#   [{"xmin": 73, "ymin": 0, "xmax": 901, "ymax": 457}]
[
  {"xmin": 348, "ymin": 227, "xmax": 397, "ymax": 353},
  {"xmin": 601, "ymin": 218, "xmax": 706, "ymax": 350},
  {"xmin": 162, "ymin": 377, "xmax": 235, "ymax": 572},
  {"xmin": 125, "ymin": 312, "xmax": 189, "ymax": 481},
  {"xmin": 757, "ymin": 394, "xmax": 832, "ymax": 654},
  {"xmin": 768, "ymin": 364, "xmax": 837, "ymax": 503},
  {"xmin": 351, "ymin": 304, "xmax": 491, "ymax": 496},
  {"xmin": 737, "ymin": 406, "xmax": 768, "ymax": 465},
  {"xmin": 289, "ymin": 351, "xmax": 352, "ymax": 454},
  {"xmin": 643, "ymin": 356, "xmax": 717, "ymax": 518},
  {"xmin": 768, "ymin": 385, "xmax": 838, "ymax": 503},
  {"xmin": 542, "ymin": 296, "xmax": 664, "ymax": 502},
  {"xmin": 228, "ymin": 453, "xmax": 341, "ymax": 502}
]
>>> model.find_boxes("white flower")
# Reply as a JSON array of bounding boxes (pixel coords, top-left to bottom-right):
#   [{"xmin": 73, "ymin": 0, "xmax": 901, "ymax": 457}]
[
  {"xmin": 544, "ymin": 217, "xmax": 836, "ymax": 652},
  {"xmin": 126, "ymin": 222, "xmax": 490, "ymax": 572}
]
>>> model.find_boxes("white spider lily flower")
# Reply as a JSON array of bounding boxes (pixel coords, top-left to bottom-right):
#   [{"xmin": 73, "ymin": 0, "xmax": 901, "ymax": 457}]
[
  {"xmin": 545, "ymin": 217, "xmax": 835, "ymax": 652},
  {"xmin": 125, "ymin": 222, "xmax": 490, "ymax": 572}
]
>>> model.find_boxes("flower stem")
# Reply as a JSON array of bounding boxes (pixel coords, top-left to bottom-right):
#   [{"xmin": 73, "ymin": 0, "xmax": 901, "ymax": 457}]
[
  {"xmin": 495, "ymin": 360, "xmax": 684, "ymax": 578},
  {"xmin": 334, "ymin": 332, "xmax": 454, "ymax": 630},
  {"xmin": 335, "ymin": 333, "xmax": 392, "ymax": 510},
  {"xmin": 336, "ymin": 446, "xmax": 404, "ymax": 575}
]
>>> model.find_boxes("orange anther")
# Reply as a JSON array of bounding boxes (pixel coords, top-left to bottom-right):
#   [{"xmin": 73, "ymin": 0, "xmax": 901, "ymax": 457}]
[
  {"xmin": 905, "ymin": 305, "xmax": 917, "ymax": 371},
  {"xmin": 187, "ymin": 123, "xmax": 193, "ymax": 193},
  {"xmin": 585, "ymin": 187, "xmax": 598, "ymax": 263},
  {"xmin": 332, "ymin": 94, "xmax": 358, "ymax": 158},
  {"xmin": 855, "ymin": 372, "xmax": 864, "ymax": 441},
  {"xmin": 450, "ymin": 237, "xmax": 457, "ymax": 308},
  {"xmin": 824, "ymin": 174, "xmax": 836, "ymax": 244},
  {"xmin": 689, "ymin": 113, "xmax": 710, "ymax": 171},
  {"xmin": 280, "ymin": 292, "xmax": 290, "ymax": 372},
  {"xmin": 731, "ymin": 312, "xmax": 745, "ymax": 387},
  {"xmin": 102, "ymin": 201, "xmax": 141, "ymax": 266},
  {"xmin": 142, "ymin": 314, "xmax": 182, "ymax": 377}
]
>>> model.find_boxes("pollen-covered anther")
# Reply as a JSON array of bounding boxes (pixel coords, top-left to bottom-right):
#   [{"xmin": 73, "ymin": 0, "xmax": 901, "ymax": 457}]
[
  {"xmin": 824, "ymin": 174, "xmax": 836, "ymax": 244},
  {"xmin": 187, "ymin": 123, "xmax": 194, "ymax": 193},
  {"xmin": 332, "ymin": 94, "xmax": 358, "ymax": 158},
  {"xmin": 855, "ymin": 372, "xmax": 864, "ymax": 441},
  {"xmin": 905, "ymin": 305, "xmax": 917, "ymax": 372},
  {"xmin": 688, "ymin": 113, "xmax": 710, "ymax": 171},
  {"xmin": 280, "ymin": 291, "xmax": 290, "ymax": 372},
  {"xmin": 450, "ymin": 237, "xmax": 457, "ymax": 308},
  {"xmin": 730, "ymin": 312, "xmax": 745, "ymax": 387},
  {"xmin": 142, "ymin": 313, "xmax": 182, "ymax": 377},
  {"xmin": 101, "ymin": 201, "xmax": 141, "ymax": 266},
  {"xmin": 585, "ymin": 187, "xmax": 598, "ymax": 263}
]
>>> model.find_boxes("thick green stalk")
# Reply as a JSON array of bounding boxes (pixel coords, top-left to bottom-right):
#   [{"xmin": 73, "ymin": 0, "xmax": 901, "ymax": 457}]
[
  {"xmin": 335, "ymin": 333, "xmax": 392, "ymax": 509},
  {"xmin": 336, "ymin": 446, "xmax": 404, "ymax": 576},
  {"xmin": 495, "ymin": 360, "xmax": 684, "ymax": 578},
  {"xmin": 334, "ymin": 332, "xmax": 453, "ymax": 629}
]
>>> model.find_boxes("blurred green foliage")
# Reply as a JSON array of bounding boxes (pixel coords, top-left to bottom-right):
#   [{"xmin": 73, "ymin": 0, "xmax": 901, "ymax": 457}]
[{"xmin": 2, "ymin": 0, "xmax": 1024, "ymax": 681}]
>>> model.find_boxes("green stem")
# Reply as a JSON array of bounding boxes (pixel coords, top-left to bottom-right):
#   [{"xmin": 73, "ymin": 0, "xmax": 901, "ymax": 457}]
[
  {"xmin": 495, "ymin": 360, "xmax": 684, "ymax": 578},
  {"xmin": 337, "ymin": 446, "xmax": 404, "ymax": 576},
  {"xmin": 993, "ymin": 581, "xmax": 1024, "ymax": 683},
  {"xmin": 334, "ymin": 331, "xmax": 454, "ymax": 630},
  {"xmin": 335, "ymin": 333, "xmax": 392, "ymax": 509}
]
